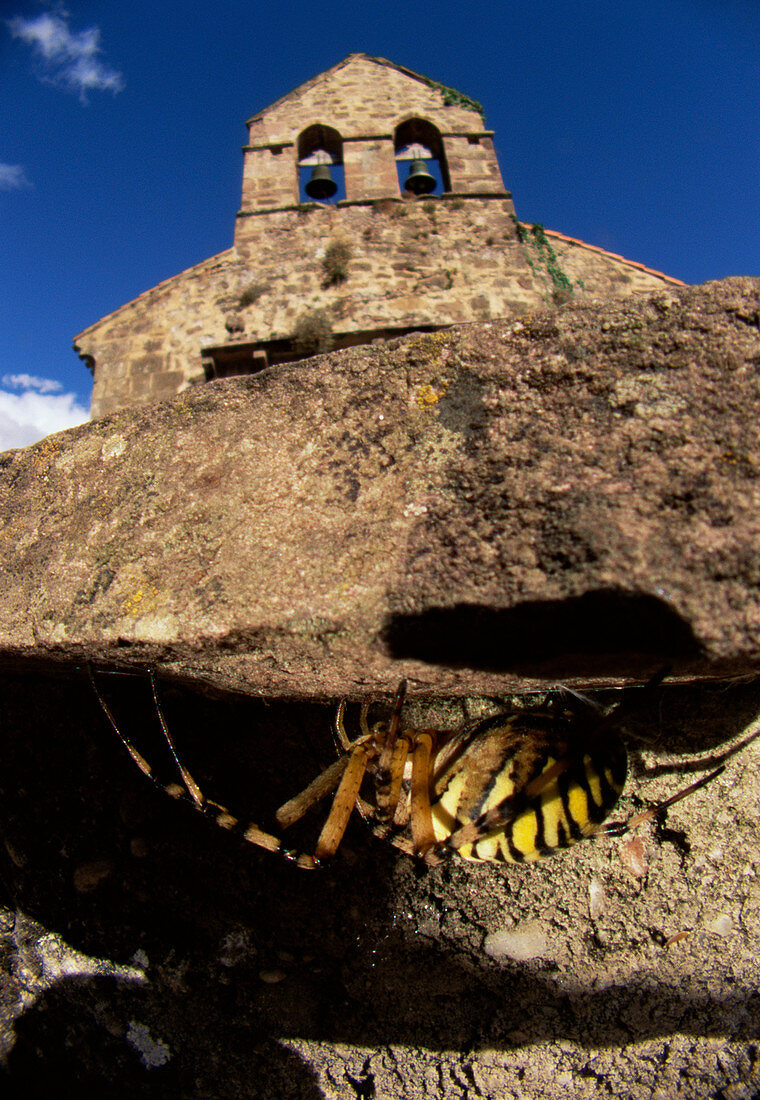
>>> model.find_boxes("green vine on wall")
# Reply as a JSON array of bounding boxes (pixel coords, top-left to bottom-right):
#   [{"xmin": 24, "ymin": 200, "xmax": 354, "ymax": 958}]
[{"xmin": 516, "ymin": 221, "xmax": 583, "ymax": 302}]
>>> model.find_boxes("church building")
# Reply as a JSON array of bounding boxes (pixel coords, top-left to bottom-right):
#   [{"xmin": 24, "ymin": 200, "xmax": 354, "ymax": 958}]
[{"xmin": 74, "ymin": 54, "xmax": 682, "ymax": 418}]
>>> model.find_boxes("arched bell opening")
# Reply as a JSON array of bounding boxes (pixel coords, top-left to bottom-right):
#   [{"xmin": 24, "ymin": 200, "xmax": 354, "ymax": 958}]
[
  {"xmin": 394, "ymin": 118, "xmax": 450, "ymax": 196},
  {"xmin": 297, "ymin": 124, "xmax": 345, "ymax": 204}
]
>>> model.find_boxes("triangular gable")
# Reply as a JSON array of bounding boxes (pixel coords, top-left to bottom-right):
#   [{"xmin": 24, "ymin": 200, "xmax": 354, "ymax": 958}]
[
  {"xmin": 245, "ymin": 54, "xmax": 486, "ymax": 141},
  {"xmin": 247, "ymin": 54, "xmax": 452, "ymax": 123}
]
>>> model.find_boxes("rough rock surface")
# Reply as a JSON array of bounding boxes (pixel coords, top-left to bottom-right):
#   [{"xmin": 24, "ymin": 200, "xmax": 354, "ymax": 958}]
[{"xmin": 2, "ymin": 277, "xmax": 760, "ymax": 698}]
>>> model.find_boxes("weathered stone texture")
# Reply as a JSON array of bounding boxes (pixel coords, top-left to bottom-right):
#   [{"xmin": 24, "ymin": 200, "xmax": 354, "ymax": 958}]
[
  {"xmin": 11, "ymin": 279, "xmax": 760, "ymax": 698},
  {"xmin": 252, "ymin": 55, "xmax": 480, "ymax": 148}
]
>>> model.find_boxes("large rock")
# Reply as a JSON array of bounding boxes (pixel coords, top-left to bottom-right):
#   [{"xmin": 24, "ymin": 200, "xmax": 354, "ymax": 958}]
[
  {"xmin": 2, "ymin": 277, "xmax": 760, "ymax": 697},
  {"xmin": 2, "ymin": 280, "xmax": 760, "ymax": 1095}
]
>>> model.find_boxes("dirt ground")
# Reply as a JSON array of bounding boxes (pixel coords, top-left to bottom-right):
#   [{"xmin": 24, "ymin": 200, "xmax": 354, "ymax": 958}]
[{"xmin": 1, "ymin": 665, "xmax": 759, "ymax": 1099}]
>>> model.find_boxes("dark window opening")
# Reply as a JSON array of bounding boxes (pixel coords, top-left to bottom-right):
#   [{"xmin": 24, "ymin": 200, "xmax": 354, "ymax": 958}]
[{"xmin": 201, "ymin": 324, "xmax": 451, "ymax": 382}]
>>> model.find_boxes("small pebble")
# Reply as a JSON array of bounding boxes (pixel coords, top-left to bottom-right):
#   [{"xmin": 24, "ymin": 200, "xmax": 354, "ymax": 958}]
[
  {"xmin": 706, "ymin": 913, "xmax": 733, "ymax": 937},
  {"xmin": 589, "ymin": 875, "xmax": 606, "ymax": 920},
  {"xmin": 73, "ymin": 859, "xmax": 114, "ymax": 893},
  {"xmin": 125, "ymin": 1021, "xmax": 171, "ymax": 1069},
  {"xmin": 258, "ymin": 969, "xmax": 287, "ymax": 984},
  {"xmin": 620, "ymin": 836, "xmax": 648, "ymax": 878},
  {"xmin": 484, "ymin": 921, "xmax": 548, "ymax": 961}
]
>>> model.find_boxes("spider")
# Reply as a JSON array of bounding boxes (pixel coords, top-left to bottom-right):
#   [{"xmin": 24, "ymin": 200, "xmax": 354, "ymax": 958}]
[{"xmin": 88, "ymin": 667, "xmax": 757, "ymax": 871}]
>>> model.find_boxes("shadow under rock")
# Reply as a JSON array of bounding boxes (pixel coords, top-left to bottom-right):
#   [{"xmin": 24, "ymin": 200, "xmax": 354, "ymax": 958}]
[
  {"xmin": 0, "ymin": 667, "xmax": 758, "ymax": 1097},
  {"xmin": 384, "ymin": 590, "xmax": 704, "ymax": 678}
]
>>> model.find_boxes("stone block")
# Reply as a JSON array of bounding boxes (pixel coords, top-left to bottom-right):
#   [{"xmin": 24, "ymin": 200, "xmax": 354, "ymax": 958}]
[{"xmin": 17, "ymin": 279, "xmax": 760, "ymax": 698}]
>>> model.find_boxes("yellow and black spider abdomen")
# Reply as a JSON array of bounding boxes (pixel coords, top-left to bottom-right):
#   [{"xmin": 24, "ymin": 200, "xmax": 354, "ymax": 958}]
[{"xmin": 430, "ymin": 711, "xmax": 628, "ymax": 863}]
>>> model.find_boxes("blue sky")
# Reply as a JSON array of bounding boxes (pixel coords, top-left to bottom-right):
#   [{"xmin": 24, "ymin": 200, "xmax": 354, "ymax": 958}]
[{"xmin": 1, "ymin": 0, "xmax": 758, "ymax": 448}]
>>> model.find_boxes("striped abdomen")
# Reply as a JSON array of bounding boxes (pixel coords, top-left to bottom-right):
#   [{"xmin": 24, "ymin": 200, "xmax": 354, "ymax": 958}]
[{"xmin": 430, "ymin": 712, "xmax": 627, "ymax": 862}]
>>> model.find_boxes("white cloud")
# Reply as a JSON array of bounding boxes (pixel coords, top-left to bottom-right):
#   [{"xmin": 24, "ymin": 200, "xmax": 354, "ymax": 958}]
[
  {"xmin": 7, "ymin": 10, "xmax": 124, "ymax": 101},
  {"xmin": 0, "ymin": 376, "xmax": 88, "ymax": 451},
  {"xmin": 3, "ymin": 373, "xmax": 62, "ymax": 393},
  {"xmin": 0, "ymin": 163, "xmax": 31, "ymax": 190}
]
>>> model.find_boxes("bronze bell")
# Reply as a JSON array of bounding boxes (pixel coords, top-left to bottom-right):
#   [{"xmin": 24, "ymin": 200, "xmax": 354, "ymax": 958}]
[
  {"xmin": 305, "ymin": 163, "xmax": 337, "ymax": 200},
  {"xmin": 405, "ymin": 158, "xmax": 436, "ymax": 195}
]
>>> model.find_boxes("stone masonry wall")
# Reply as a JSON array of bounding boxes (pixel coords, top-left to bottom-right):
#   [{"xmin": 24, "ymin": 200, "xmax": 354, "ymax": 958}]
[
  {"xmin": 77, "ymin": 196, "xmax": 683, "ymax": 419},
  {"xmin": 249, "ymin": 56, "xmax": 481, "ymax": 144}
]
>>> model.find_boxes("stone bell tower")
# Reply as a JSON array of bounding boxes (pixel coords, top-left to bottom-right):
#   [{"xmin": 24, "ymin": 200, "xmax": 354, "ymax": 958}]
[
  {"xmin": 75, "ymin": 54, "xmax": 682, "ymax": 418},
  {"xmin": 235, "ymin": 54, "xmax": 506, "ymax": 214}
]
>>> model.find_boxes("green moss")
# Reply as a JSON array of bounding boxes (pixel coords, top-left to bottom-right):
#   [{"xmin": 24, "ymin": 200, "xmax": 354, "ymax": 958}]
[{"xmin": 419, "ymin": 75, "xmax": 486, "ymax": 124}]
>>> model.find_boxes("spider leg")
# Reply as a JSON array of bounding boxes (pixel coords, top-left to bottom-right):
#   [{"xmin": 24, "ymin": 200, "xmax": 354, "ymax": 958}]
[
  {"xmin": 315, "ymin": 744, "xmax": 372, "ymax": 860},
  {"xmin": 281, "ymin": 683, "xmax": 409, "ymax": 861},
  {"xmin": 409, "ymin": 731, "xmax": 437, "ymax": 855},
  {"xmin": 335, "ymin": 699, "xmax": 371, "ymax": 752},
  {"xmin": 87, "ymin": 663, "xmax": 154, "ymax": 782},
  {"xmin": 374, "ymin": 680, "xmax": 407, "ymax": 810},
  {"xmin": 275, "ymin": 754, "xmax": 353, "ymax": 829},
  {"xmin": 375, "ymin": 735, "xmax": 411, "ymax": 824},
  {"xmin": 329, "ymin": 698, "xmax": 380, "ymax": 821},
  {"xmin": 88, "ymin": 664, "xmax": 317, "ymax": 870},
  {"xmin": 379, "ymin": 829, "xmax": 444, "ymax": 865},
  {"xmin": 149, "ymin": 668, "xmax": 205, "ymax": 808},
  {"xmin": 523, "ymin": 757, "xmax": 570, "ymax": 799},
  {"xmin": 601, "ymin": 764, "xmax": 726, "ymax": 837},
  {"xmin": 603, "ymin": 710, "xmax": 760, "ymax": 838},
  {"xmin": 438, "ymin": 748, "xmax": 572, "ymax": 855},
  {"xmin": 335, "ymin": 699, "xmax": 350, "ymax": 750}
]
